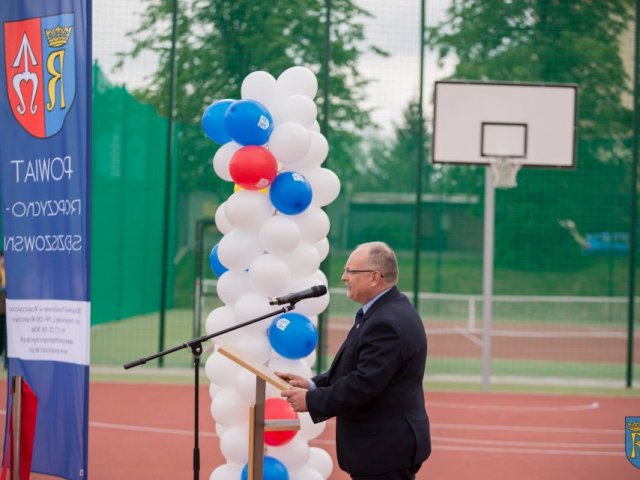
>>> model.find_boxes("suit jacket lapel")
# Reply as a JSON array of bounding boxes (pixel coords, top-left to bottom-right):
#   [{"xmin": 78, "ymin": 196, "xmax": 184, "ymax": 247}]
[
  {"xmin": 326, "ymin": 288, "xmax": 399, "ymax": 380},
  {"xmin": 328, "ymin": 308, "xmax": 363, "ymax": 378}
]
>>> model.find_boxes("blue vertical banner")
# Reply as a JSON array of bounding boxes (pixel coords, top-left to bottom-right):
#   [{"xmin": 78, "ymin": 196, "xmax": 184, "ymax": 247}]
[{"xmin": 0, "ymin": 1, "xmax": 91, "ymax": 479}]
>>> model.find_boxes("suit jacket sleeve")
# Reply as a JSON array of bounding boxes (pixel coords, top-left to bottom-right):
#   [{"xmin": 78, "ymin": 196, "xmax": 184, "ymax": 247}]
[
  {"xmin": 306, "ymin": 317, "xmax": 404, "ymax": 421},
  {"xmin": 312, "ymin": 370, "xmax": 330, "ymax": 389}
]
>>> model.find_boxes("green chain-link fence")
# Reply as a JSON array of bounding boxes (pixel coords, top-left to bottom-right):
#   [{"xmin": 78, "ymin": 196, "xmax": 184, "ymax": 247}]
[{"xmin": 90, "ymin": 0, "xmax": 639, "ymax": 387}]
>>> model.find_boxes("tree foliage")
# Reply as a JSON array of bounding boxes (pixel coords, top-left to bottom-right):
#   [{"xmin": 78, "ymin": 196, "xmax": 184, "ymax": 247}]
[
  {"xmin": 118, "ymin": 0, "xmax": 378, "ymax": 195},
  {"xmin": 355, "ymin": 98, "xmax": 431, "ymax": 193},
  {"xmin": 426, "ymin": 0, "xmax": 634, "ymax": 270},
  {"xmin": 427, "ymin": 0, "xmax": 632, "ymax": 141}
]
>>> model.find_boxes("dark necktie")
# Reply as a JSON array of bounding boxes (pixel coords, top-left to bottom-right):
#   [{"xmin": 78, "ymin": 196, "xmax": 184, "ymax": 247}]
[
  {"xmin": 333, "ymin": 308, "xmax": 363, "ymax": 362},
  {"xmin": 354, "ymin": 308, "xmax": 364, "ymax": 330}
]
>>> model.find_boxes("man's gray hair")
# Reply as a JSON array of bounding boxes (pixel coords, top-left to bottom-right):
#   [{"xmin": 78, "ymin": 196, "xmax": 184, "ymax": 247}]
[{"xmin": 359, "ymin": 241, "xmax": 398, "ymax": 285}]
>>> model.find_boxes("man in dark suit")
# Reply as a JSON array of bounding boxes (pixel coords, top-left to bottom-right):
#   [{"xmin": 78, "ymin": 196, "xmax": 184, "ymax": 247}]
[{"xmin": 279, "ymin": 241, "xmax": 431, "ymax": 479}]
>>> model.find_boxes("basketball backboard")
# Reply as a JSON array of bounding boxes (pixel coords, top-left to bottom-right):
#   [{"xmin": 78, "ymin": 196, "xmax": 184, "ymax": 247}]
[{"xmin": 431, "ymin": 81, "xmax": 577, "ymax": 168}]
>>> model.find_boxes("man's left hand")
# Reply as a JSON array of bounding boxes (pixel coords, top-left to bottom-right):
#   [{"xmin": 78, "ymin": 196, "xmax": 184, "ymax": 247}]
[{"xmin": 281, "ymin": 388, "xmax": 308, "ymax": 412}]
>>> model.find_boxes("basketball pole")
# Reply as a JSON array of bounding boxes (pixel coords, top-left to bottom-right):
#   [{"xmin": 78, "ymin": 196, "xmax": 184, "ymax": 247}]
[{"xmin": 481, "ymin": 167, "xmax": 495, "ymax": 391}]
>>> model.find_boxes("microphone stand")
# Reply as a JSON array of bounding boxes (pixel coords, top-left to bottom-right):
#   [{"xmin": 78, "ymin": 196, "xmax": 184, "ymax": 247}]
[{"xmin": 124, "ymin": 302, "xmax": 297, "ymax": 480}]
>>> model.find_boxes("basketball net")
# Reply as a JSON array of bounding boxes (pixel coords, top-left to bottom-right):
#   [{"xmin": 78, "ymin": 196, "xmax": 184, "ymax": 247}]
[{"xmin": 489, "ymin": 157, "xmax": 522, "ymax": 189}]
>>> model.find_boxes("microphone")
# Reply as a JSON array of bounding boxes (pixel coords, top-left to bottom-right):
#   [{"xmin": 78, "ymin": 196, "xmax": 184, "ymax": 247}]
[{"xmin": 269, "ymin": 285, "xmax": 328, "ymax": 305}]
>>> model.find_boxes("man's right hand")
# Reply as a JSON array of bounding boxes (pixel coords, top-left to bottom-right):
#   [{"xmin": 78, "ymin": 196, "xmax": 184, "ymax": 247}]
[{"xmin": 274, "ymin": 371, "xmax": 311, "ymax": 390}]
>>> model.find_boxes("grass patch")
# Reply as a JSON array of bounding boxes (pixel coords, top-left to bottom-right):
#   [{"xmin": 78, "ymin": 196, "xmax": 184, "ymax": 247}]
[{"xmin": 427, "ymin": 356, "xmax": 630, "ymax": 380}]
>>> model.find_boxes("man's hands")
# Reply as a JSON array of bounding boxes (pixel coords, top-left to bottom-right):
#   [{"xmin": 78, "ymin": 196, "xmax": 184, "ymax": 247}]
[
  {"xmin": 275, "ymin": 371, "xmax": 310, "ymax": 413},
  {"xmin": 275, "ymin": 371, "xmax": 311, "ymax": 390},
  {"xmin": 281, "ymin": 388, "xmax": 308, "ymax": 412}
]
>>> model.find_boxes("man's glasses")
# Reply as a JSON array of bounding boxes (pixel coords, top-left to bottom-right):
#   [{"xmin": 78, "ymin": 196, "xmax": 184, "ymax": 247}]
[{"xmin": 343, "ymin": 268, "xmax": 384, "ymax": 278}]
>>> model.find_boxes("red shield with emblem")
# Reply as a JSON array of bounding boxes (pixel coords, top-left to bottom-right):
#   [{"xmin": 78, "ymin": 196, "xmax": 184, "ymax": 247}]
[{"xmin": 3, "ymin": 14, "xmax": 75, "ymax": 139}]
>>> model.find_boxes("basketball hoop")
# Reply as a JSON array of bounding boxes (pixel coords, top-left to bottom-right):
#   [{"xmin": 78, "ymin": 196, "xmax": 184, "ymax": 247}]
[{"xmin": 489, "ymin": 157, "xmax": 522, "ymax": 189}]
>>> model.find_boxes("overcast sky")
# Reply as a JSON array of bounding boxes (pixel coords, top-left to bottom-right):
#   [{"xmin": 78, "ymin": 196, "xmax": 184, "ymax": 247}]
[{"xmin": 92, "ymin": 0, "xmax": 456, "ymax": 134}]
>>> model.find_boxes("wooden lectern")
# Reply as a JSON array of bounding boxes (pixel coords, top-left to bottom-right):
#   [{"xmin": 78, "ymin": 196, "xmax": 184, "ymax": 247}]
[{"xmin": 218, "ymin": 346, "xmax": 300, "ymax": 480}]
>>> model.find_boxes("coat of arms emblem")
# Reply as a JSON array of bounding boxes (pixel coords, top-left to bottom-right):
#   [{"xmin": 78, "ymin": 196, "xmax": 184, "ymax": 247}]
[{"xmin": 3, "ymin": 13, "xmax": 76, "ymax": 138}]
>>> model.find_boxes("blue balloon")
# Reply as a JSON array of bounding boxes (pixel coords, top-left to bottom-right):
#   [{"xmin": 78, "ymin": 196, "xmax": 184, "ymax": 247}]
[
  {"xmin": 209, "ymin": 243, "xmax": 228, "ymax": 278},
  {"xmin": 268, "ymin": 312, "xmax": 318, "ymax": 360},
  {"xmin": 201, "ymin": 99, "xmax": 234, "ymax": 145},
  {"xmin": 269, "ymin": 171, "xmax": 313, "ymax": 215},
  {"xmin": 241, "ymin": 456, "xmax": 289, "ymax": 480},
  {"xmin": 224, "ymin": 99, "xmax": 273, "ymax": 146}
]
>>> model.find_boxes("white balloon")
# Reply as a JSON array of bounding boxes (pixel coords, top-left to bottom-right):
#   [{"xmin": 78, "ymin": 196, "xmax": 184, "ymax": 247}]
[
  {"xmin": 219, "ymin": 425, "xmax": 250, "ymax": 464},
  {"xmin": 303, "ymin": 349, "xmax": 317, "ymax": 369},
  {"xmin": 241, "ymin": 70, "xmax": 278, "ymax": 106},
  {"xmin": 290, "ymin": 206, "xmax": 330, "ymax": 244},
  {"xmin": 286, "ymin": 276, "xmax": 330, "ymax": 317},
  {"xmin": 209, "ymin": 382, "xmax": 220, "ymax": 400},
  {"xmin": 214, "ymin": 421, "xmax": 228, "ymax": 439},
  {"xmin": 314, "ymin": 238, "xmax": 330, "ymax": 262},
  {"xmin": 303, "ymin": 167, "xmax": 341, "ymax": 207},
  {"xmin": 217, "ymin": 230, "xmax": 262, "ymax": 270},
  {"xmin": 234, "ymin": 293, "xmax": 279, "ymax": 334},
  {"xmin": 213, "ymin": 141, "xmax": 242, "ymax": 182},
  {"xmin": 210, "ymin": 463, "xmax": 244, "ymax": 480},
  {"xmin": 210, "ymin": 388, "xmax": 250, "ymax": 427},
  {"xmin": 205, "ymin": 350, "xmax": 242, "ymax": 387},
  {"xmin": 206, "ymin": 306, "xmax": 243, "ymax": 347},
  {"xmin": 268, "ymin": 356, "xmax": 312, "ymax": 379},
  {"xmin": 298, "ymin": 412, "xmax": 326, "ymax": 440},
  {"xmin": 259, "ymin": 215, "xmax": 302, "ymax": 255},
  {"xmin": 215, "ymin": 202, "xmax": 234, "ymax": 235},
  {"xmin": 310, "ymin": 269, "xmax": 328, "ymax": 288},
  {"xmin": 277, "ymin": 66, "xmax": 318, "ymax": 99},
  {"xmin": 290, "ymin": 468, "xmax": 324, "ymax": 480},
  {"xmin": 268, "ymin": 436, "xmax": 310, "ymax": 472},
  {"xmin": 224, "ymin": 190, "xmax": 274, "ymax": 232},
  {"xmin": 205, "ymin": 306, "xmax": 234, "ymax": 335},
  {"xmin": 216, "ymin": 269, "xmax": 252, "ymax": 306},
  {"xmin": 310, "ymin": 121, "xmax": 321, "ymax": 133},
  {"xmin": 281, "ymin": 242, "xmax": 321, "ymax": 277},
  {"xmin": 230, "ymin": 331, "xmax": 272, "ymax": 364},
  {"xmin": 293, "ymin": 132, "xmax": 328, "ymax": 171},
  {"xmin": 268, "ymin": 122, "xmax": 311, "ymax": 164},
  {"xmin": 273, "ymin": 94, "xmax": 317, "ymax": 128},
  {"xmin": 234, "ymin": 367, "xmax": 258, "ymax": 400},
  {"xmin": 307, "ymin": 447, "xmax": 333, "ymax": 478},
  {"xmin": 248, "ymin": 253, "xmax": 291, "ymax": 297}
]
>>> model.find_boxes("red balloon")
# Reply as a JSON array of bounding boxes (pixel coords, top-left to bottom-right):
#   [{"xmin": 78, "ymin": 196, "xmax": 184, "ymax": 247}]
[
  {"xmin": 229, "ymin": 146, "xmax": 278, "ymax": 190},
  {"xmin": 264, "ymin": 397, "xmax": 298, "ymax": 446}
]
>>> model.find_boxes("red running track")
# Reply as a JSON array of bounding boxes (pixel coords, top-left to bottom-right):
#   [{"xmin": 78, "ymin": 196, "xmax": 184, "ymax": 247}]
[{"xmin": 1, "ymin": 381, "xmax": 638, "ymax": 479}]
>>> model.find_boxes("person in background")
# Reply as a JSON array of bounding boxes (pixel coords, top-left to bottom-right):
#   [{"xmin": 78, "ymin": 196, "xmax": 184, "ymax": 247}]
[{"xmin": 277, "ymin": 241, "xmax": 431, "ymax": 479}]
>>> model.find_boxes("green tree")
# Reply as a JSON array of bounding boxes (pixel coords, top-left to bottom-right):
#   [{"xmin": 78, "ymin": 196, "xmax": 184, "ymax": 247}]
[
  {"xmin": 119, "ymin": 0, "xmax": 379, "ymax": 198},
  {"xmin": 426, "ymin": 0, "xmax": 634, "ymax": 270},
  {"xmin": 356, "ymin": 98, "xmax": 431, "ymax": 193}
]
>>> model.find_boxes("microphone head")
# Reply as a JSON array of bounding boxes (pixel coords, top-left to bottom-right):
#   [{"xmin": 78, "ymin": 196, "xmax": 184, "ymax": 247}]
[{"xmin": 313, "ymin": 285, "xmax": 328, "ymax": 295}]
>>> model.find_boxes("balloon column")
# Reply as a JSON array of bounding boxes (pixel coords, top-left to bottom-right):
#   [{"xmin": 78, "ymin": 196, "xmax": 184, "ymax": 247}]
[{"xmin": 203, "ymin": 67, "xmax": 337, "ymax": 480}]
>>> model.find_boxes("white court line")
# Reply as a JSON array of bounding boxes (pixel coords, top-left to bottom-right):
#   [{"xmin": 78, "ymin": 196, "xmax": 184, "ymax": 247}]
[
  {"xmin": 2, "ymin": 410, "xmax": 623, "ymax": 457},
  {"xmin": 87, "ymin": 420, "xmax": 625, "ymax": 456},
  {"xmin": 434, "ymin": 445, "xmax": 624, "ymax": 456},
  {"xmin": 0, "ymin": 410, "xmax": 218, "ymax": 438},
  {"xmin": 427, "ymin": 401, "xmax": 600, "ymax": 412},
  {"xmin": 89, "ymin": 420, "xmax": 217, "ymax": 438},
  {"xmin": 454, "ymin": 327, "xmax": 483, "ymax": 347},
  {"xmin": 433, "ymin": 435, "xmax": 621, "ymax": 449},
  {"xmin": 432, "ymin": 422, "xmax": 618, "ymax": 435},
  {"xmin": 89, "ymin": 422, "xmax": 624, "ymax": 457}
]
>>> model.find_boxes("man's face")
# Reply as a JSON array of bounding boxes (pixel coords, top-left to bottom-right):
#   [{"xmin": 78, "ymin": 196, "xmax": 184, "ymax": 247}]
[{"xmin": 341, "ymin": 246, "xmax": 375, "ymax": 305}]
